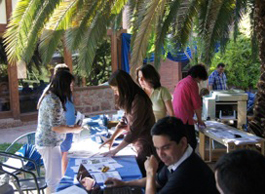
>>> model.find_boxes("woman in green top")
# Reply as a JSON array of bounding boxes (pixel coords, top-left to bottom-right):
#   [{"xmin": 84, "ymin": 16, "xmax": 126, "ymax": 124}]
[{"xmin": 136, "ymin": 64, "xmax": 174, "ymax": 121}]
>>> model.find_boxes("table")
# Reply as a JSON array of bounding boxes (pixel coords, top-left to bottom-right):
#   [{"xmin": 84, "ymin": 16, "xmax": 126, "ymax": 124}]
[
  {"xmin": 197, "ymin": 121, "xmax": 265, "ymax": 162},
  {"xmin": 56, "ymin": 115, "xmax": 142, "ymax": 192},
  {"xmin": 56, "ymin": 155, "xmax": 142, "ymax": 192}
]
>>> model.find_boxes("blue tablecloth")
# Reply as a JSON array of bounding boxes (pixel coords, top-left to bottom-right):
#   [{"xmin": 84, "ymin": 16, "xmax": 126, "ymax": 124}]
[
  {"xmin": 56, "ymin": 115, "xmax": 141, "ymax": 192},
  {"xmin": 56, "ymin": 155, "xmax": 142, "ymax": 192}
]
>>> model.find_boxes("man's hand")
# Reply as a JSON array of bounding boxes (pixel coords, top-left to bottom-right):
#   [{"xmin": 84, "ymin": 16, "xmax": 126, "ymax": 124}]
[
  {"xmin": 197, "ymin": 120, "xmax": 206, "ymax": 127},
  {"xmin": 81, "ymin": 177, "xmax": 95, "ymax": 190},
  {"xmin": 144, "ymin": 155, "xmax": 158, "ymax": 175},
  {"xmin": 105, "ymin": 177, "xmax": 125, "ymax": 187}
]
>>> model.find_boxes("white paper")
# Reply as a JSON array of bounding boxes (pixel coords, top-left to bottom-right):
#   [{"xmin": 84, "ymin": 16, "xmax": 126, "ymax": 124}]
[
  {"xmin": 90, "ymin": 171, "xmax": 121, "ymax": 184},
  {"xmin": 75, "ymin": 159, "xmax": 93, "ymax": 166},
  {"xmin": 53, "ymin": 185, "xmax": 87, "ymax": 194},
  {"xmin": 71, "ymin": 166, "xmax": 80, "ymax": 173},
  {"xmin": 76, "ymin": 111, "xmax": 85, "ymax": 126}
]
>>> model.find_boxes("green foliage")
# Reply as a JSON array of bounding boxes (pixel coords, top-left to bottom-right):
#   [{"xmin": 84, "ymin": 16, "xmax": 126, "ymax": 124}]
[
  {"xmin": 73, "ymin": 40, "xmax": 112, "ymax": 86},
  {"xmin": 210, "ymin": 34, "xmax": 260, "ymax": 89}
]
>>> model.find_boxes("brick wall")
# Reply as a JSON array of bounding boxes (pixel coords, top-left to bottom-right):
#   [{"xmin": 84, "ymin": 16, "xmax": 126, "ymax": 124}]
[
  {"xmin": 150, "ymin": 58, "xmax": 182, "ymax": 94},
  {"xmin": 73, "ymin": 85, "xmax": 116, "ymax": 116}
]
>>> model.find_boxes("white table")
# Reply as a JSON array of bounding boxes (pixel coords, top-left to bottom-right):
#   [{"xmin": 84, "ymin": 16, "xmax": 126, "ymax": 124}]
[{"xmin": 197, "ymin": 121, "xmax": 265, "ymax": 162}]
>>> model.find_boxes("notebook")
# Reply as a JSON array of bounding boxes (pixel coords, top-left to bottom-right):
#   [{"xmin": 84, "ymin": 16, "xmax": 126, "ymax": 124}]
[{"xmin": 77, "ymin": 164, "xmax": 142, "ymax": 194}]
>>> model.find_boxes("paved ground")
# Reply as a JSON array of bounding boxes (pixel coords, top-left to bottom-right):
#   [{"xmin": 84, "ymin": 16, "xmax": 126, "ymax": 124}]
[{"xmin": 0, "ymin": 123, "xmax": 37, "ymax": 144}]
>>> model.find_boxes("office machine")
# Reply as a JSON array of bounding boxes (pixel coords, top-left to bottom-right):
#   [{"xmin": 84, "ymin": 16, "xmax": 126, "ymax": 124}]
[{"xmin": 202, "ymin": 90, "xmax": 248, "ymax": 129}]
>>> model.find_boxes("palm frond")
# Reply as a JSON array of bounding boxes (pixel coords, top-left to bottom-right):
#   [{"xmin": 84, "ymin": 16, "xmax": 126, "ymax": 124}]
[
  {"xmin": 21, "ymin": 0, "xmax": 62, "ymax": 63},
  {"xmin": 45, "ymin": 0, "xmax": 81, "ymax": 31},
  {"xmin": 174, "ymin": 0, "xmax": 201, "ymax": 47},
  {"xmin": 39, "ymin": 0, "xmax": 81, "ymax": 65},
  {"xmin": 249, "ymin": 0, "xmax": 258, "ymax": 60},
  {"xmin": 3, "ymin": 0, "xmax": 37, "ymax": 63},
  {"xmin": 65, "ymin": 0, "xmax": 103, "ymax": 51},
  {"xmin": 130, "ymin": 0, "xmax": 167, "ymax": 76},
  {"xmin": 130, "ymin": 0, "xmax": 147, "ymax": 45},
  {"xmin": 198, "ymin": 0, "xmax": 213, "ymax": 35},
  {"xmin": 201, "ymin": 0, "xmax": 236, "ymax": 64},
  {"xmin": 39, "ymin": 30, "xmax": 64, "ymax": 65},
  {"xmin": 4, "ymin": 0, "xmax": 62, "ymax": 64},
  {"xmin": 77, "ymin": 6, "xmax": 113, "ymax": 77},
  {"xmin": 111, "ymin": 0, "xmax": 128, "ymax": 14},
  {"xmin": 153, "ymin": 0, "xmax": 183, "ymax": 68},
  {"xmin": 233, "ymin": 0, "xmax": 247, "ymax": 41}
]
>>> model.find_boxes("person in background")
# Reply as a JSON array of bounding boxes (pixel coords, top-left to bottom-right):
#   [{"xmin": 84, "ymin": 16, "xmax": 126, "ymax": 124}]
[
  {"xmin": 208, "ymin": 63, "xmax": 227, "ymax": 91},
  {"xmin": 136, "ymin": 64, "xmax": 174, "ymax": 121},
  {"xmin": 100, "ymin": 70, "xmax": 157, "ymax": 176},
  {"xmin": 22, "ymin": 82, "xmax": 32, "ymax": 94},
  {"xmin": 37, "ymin": 64, "xmax": 76, "ymax": 175},
  {"xmin": 173, "ymin": 64, "xmax": 208, "ymax": 150},
  {"xmin": 35, "ymin": 70, "xmax": 82, "ymax": 193},
  {"xmin": 215, "ymin": 149, "xmax": 265, "ymax": 194},
  {"xmin": 105, "ymin": 117, "xmax": 218, "ymax": 194}
]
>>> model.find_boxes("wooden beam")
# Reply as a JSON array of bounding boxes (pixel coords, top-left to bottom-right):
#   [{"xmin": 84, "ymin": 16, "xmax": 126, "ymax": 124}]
[
  {"xmin": 63, "ymin": 38, "xmax": 73, "ymax": 73},
  {"xmin": 8, "ymin": 62, "xmax": 20, "ymax": 119},
  {"xmin": 117, "ymin": 33, "xmax": 122, "ymax": 70},
  {"xmin": 111, "ymin": 31, "xmax": 118, "ymax": 72},
  {"xmin": 5, "ymin": 0, "xmax": 12, "ymax": 21},
  {"xmin": 0, "ymin": 24, "xmax": 7, "ymax": 34}
]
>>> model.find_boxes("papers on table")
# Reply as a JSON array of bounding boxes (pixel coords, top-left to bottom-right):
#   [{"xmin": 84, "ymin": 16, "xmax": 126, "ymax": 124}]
[
  {"xmin": 90, "ymin": 171, "xmax": 121, "ymax": 184},
  {"xmin": 75, "ymin": 111, "xmax": 85, "ymax": 126},
  {"xmin": 71, "ymin": 157, "xmax": 123, "ymax": 173},
  {"xmin": 71, "ymin": 156, "xmax": 123, "ymax": 185},
  {"xmin": 53, "ymin": 185, "xmax": 87, "ymax": 194},
  {"xmin": 204, "ymin": 121, "xmax": 263, "ymax": 145}
]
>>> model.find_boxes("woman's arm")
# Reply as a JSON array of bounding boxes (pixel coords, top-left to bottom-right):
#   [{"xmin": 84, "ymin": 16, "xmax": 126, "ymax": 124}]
[
  {"xmin": 52, "ymin": 125, "xmax": 82, "ymax": 133},
  {"xmin": 165, "ymin": 100, "xmax": 175, "ymax": 117},
  {"xmin": 99, "ymin": 122, "xmax": 128, "ymax": 150},
  {"xmin": 104, "ymin": 139, "xmax": 129, "ymax": 157}
]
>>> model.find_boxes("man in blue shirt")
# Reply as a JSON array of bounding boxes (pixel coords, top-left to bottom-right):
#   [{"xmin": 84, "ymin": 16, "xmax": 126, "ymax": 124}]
[{"xmin": 208, "ymin": 63, "xmax": 227, "ymax": 91}]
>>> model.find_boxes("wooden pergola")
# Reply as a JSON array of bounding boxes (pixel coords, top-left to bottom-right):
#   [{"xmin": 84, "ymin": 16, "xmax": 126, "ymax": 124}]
[{"xmin": 0, "ymin": 0, "xmax": 126, "ymax": 121}]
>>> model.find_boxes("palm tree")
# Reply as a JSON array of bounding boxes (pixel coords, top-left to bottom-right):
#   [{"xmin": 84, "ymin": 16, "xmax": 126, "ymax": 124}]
[{"xmin": 3, "ymin": 0, "xmax": 265, "ymax": 137}]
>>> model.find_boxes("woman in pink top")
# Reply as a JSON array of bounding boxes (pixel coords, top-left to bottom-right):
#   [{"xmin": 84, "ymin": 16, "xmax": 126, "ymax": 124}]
[{"xmin": 173, "ymin": 64, "xmax": 208, "ymax": 150}]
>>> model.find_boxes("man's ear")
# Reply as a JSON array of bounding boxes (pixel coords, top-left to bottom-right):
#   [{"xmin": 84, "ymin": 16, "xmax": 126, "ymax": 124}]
[{"xmin": 179, "ymin": 136, "xmax": 188, "ymax": 148}]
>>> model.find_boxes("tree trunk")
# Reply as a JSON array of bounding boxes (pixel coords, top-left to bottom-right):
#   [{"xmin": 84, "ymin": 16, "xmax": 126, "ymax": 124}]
[{"xmin": 248, "ymin": 0, "xmax": 265, "ymax": 137}]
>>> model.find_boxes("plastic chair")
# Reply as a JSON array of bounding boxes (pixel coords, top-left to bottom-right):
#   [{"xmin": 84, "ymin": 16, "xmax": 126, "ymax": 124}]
[
  {"xmin": 5, "ymin": 131, "xmax": 36, "ymax": 153},
  {"xmin": 0, "ymin": 161, "xmax": 46, "ymax": 194},
  {"xmin": 4, "ymin": 131, "xmax": 43, "ymax": 175},
  {"xmin": 0, "ymin": 151, "xmax": 41, "ymax": 177}
]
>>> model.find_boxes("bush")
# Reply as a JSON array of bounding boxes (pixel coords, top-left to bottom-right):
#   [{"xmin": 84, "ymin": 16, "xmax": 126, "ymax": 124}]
[{"xmin": 210, "ymin": 34, "xmax": 260, "ymax": 90}]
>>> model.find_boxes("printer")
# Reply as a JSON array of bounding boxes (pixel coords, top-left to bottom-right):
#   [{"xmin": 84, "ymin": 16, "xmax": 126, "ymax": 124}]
[{"xmin": 202, "ymin": 90, "xmax": 248, "ymax": 129}]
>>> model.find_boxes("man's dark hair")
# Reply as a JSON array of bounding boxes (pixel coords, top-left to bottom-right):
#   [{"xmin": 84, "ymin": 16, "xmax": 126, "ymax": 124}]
[
  {"xmin": 136, "ymin": 64, "xmax": 161, "ymax": 89},
  {"xmin": 215, "ymin": 149, "xmax": 265, "ymax": 194},
  {"xmin": 217, "ymin": 63, "xmax": 225, "ymax": 68},
  {"xmin": 187, "ymin": 64, "xmax": 208, "ymax": 81},
  {"xmin": 151, "ymin": 116, "xmax": 187, "ymax": 144}
]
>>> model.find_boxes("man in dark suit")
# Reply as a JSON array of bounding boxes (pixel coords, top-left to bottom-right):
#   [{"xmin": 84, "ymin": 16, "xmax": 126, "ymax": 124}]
[{"xmin": 105, "ymin": 117, "xmax": 219, "ymax": 194}]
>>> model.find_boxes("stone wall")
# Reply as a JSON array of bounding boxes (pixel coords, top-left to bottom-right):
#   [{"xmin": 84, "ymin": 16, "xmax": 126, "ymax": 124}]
[{"xmin": 73, "ymin": 85, "xmax": 116, "ymax": 116}]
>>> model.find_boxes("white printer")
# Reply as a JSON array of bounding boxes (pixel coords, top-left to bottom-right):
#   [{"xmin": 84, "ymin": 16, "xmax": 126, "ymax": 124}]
[{"xmin": 202, "ymin": 90, "xmax": 248, "ymax": 128}]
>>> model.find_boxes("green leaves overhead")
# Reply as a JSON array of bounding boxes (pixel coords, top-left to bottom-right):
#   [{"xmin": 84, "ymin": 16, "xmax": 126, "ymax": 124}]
[
  {"xmin": 4, "ymin": 0, "xmax": 62, "ymax": 63},
  {"xmin": 3, "ymin": 0, "xmax": 257, "ymax": 76},
  {"xmin": 130, "ymin": 0, "xmax": 167, "ymax": 76},
  {"xmin": 4, "ymin": 0, "xmax": 128, "ymax": 77}
]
